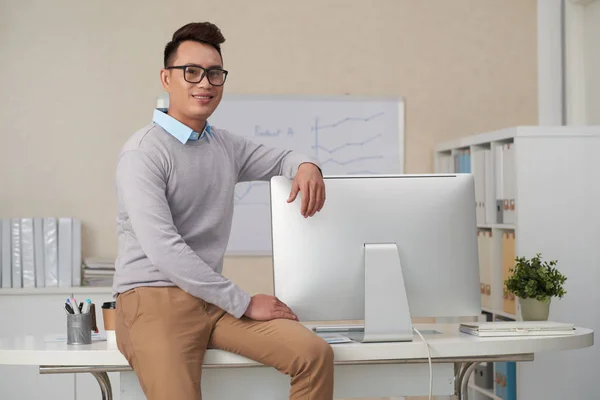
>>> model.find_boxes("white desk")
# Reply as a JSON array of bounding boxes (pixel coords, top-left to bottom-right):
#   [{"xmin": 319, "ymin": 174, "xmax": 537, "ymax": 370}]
[{"xmin": 0, "ymin": 323, "xmax": 593, "ymax": 400}]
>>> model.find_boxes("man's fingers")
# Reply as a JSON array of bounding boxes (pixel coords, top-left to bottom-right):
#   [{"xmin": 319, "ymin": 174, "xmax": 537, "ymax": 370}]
[
  {"xmin": 276, "ymin": 310, "xmax": 298, "ymax": 320},
  {"xmin": 307, "ymin": 182, "xmax": 317, "ymax": 216},
  {"xmin": 300, "ymin": 183, "xmax": 310, "ymax": 216},
  {"xmin": 314, "ymin": 185, "xmax": 324, "ymax": 214},
  {"xmin": 317, "ymin": 185, "xmax": 326, "ymax": 212},
  {"xmin": 287, "ymin": 182, "xmax": 300, "ymax": 203},
  {"xmin": 276, "ymin": 298, "xmax": 289, "ymax": 308}
]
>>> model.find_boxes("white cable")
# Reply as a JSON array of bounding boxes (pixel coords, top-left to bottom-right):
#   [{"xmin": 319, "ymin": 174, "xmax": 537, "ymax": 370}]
[{"xmin": 413, "ymin": 327, "xmax": 432, "ymax": 400}]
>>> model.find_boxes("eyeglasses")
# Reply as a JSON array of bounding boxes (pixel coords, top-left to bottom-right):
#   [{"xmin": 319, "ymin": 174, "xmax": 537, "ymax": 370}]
[{"xmin": 166, "ymin": 65, "xmax": 228, "ymax": 86}]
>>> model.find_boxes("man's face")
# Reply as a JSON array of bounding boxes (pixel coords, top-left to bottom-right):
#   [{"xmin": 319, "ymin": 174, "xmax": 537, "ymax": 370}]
[{"xmin": 161, "ymin": 40, "xmax": 224, "ymax": 124}]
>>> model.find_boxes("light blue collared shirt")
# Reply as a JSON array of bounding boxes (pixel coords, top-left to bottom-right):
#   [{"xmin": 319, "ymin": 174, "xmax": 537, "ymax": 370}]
[{"xmin": 153, "ymin": 108, "xmax": 212, "ymax": 144}]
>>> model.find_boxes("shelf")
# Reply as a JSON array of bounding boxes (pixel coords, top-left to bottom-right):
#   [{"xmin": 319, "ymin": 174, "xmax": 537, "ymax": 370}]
[
  {"xmin": 0, "ymin": 286, "xmax": 113, "ymax": 296},
  {"xmin": 468, "ymin": 382, "xmax": 501, "ymax": 400},
  {"xmin": 478, "ymin": 224, "xmax": 516, "ymax": 230},
  {"xmin": 434, "ymin": 125, "xmax": 600, "ymax": 152},
  {"xmin": 482, "ymin": 307, "xmax": 517, "ymax": 320}
]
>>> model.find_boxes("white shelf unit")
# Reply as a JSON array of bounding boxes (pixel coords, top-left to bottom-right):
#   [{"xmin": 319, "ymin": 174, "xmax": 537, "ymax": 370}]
[
  {"xmin": 434, "ymin": 125, "xmax": 600, "ymax": 400},
  {"xmin": 469, "ymin": 378, "xmax": 502, "ymax": 400}
]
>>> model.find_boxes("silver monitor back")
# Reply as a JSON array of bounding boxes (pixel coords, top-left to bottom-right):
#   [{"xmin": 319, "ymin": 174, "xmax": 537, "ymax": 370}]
[{"xmin": 270, "ymin": 174, "xmax": 481, "ymax": 322}]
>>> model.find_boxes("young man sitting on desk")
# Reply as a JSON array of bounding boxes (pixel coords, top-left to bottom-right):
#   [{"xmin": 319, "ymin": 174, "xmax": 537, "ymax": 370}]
[{"xmin": 113, "ymin": 21, "xmax": 333, "ymax": 400}]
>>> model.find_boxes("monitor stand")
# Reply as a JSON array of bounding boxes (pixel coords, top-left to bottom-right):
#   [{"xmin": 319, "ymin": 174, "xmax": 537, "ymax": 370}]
[{"xmin": 313, "ymin": 242, "xmax": 414, "ymax": 343}]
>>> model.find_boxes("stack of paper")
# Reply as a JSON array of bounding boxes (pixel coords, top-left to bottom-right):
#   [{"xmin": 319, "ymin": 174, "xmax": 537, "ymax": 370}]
[{"xmin": 82, "ymin": 257, "xmax": 115, "ymax": 287}]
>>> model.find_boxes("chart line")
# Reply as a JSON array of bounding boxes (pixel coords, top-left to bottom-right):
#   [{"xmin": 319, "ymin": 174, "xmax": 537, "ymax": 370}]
[
  {"xmin": 311, "ymin": 134, "xmax": 381, "ymax": 154},
  {"xmin": 311, "ymin": 112, "xmax": 385, "ymax": 131},
  {"xmin": 320, "ymin": 155, "xmax": 384, "ymax": 166},
  {"xmin": 312, "ymin": 113, "xmax": 385, "ymax": 163}
]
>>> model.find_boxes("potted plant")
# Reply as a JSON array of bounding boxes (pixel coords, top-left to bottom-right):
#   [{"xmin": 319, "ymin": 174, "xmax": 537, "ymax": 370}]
[{"xmin": 504, "ymin": 253, "xmax": 567, "ymax": 321}]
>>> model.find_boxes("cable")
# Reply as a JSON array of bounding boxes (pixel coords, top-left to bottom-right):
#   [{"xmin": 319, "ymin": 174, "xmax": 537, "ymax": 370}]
[{"xmin": 412, "ymin": 327, "xmax": 432, "ymax": 400}]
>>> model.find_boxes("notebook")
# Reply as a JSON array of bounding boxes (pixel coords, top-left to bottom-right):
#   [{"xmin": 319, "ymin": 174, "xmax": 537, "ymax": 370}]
[{"xmin": 459, "ymin": 321, "xmax": 575, "ymax": 337}]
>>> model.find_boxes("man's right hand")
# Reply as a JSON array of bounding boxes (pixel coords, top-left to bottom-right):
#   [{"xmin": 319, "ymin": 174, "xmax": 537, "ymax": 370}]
[{"xmin": 244, "ymin": 294, "xmax": 298, "ymax": 321}]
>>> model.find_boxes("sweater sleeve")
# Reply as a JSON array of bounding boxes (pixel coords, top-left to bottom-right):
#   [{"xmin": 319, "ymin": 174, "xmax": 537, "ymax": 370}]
[
  {"xmin": 116, "ymin": 150, "xmax": 251, "ymax": 318},
  {"xmin": 229, "ymin": 133, "xmax": 321, "ymax": 182}
]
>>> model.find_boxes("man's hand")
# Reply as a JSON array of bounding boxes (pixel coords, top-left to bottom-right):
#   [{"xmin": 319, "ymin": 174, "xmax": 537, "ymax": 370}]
[
  {"xmin": 244, "ymin": 294, "xmax": 298, "ymax": 321},
  {"xmin": 287, "ymin": 162, "xmax": 325, "ymax": 217}
]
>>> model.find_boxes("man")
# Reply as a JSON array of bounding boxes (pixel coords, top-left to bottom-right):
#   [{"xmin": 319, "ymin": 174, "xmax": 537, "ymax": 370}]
[{"xmin": 113, "ymin": 21, "xmax": 333, "ymax": 400}]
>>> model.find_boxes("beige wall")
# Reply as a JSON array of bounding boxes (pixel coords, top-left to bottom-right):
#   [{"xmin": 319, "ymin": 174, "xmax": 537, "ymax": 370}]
[{"xmin": 0, "ymin": 0, "xmax": 537, "ymax": 296}]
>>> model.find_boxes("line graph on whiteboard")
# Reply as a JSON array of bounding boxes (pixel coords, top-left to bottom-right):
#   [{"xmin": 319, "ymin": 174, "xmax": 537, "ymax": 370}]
[
  {"xmin": 234, "ymin": 111, "xmax": 397, "ymax": 207},
  {"xmin": 205, "ymin": 95, "xmax": 403, "ymax": 254}
]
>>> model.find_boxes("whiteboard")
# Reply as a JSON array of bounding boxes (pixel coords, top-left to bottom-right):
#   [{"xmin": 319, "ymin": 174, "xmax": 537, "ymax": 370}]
[{"xmin": 160, "ymin": 94, "xmax": 405, "ymax": 255}]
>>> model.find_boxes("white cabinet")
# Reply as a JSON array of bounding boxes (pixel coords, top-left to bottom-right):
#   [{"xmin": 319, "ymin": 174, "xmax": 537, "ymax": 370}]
[
  {"xmin": 0, "ymin": 287, "xmax": 119, "ymax": 400},
  {"xmin": 434, "ymin": 125, "xmax": 600, "ymax": 400}
]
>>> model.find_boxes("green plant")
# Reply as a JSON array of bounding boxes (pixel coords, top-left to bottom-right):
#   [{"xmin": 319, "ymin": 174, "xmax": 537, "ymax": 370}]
[{"xmin": 504, "ymin": 253, "xmax": 567, "ymax": 303}]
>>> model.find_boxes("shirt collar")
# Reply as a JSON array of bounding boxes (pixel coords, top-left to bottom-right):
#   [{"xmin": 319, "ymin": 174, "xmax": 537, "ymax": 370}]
[{"xmin": 153, "ymin": 108, "xmax": 212, "ymax": 144}]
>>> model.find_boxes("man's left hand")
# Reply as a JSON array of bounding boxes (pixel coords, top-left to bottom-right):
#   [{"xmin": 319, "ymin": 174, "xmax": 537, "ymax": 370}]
[{"xmin": 287, "ymin": 163, "xmax": 325, "ymax": 217}]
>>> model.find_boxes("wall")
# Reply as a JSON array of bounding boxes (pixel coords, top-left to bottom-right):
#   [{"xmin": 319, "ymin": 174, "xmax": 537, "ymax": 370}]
[
  {"xmin": 565, "ymin": 0, "xmax": 600, "ymax": 125},
  {"xmin": 0, "ymin": 0, "xmax": 538, "ymax": 295},
  {"xmin": 584, "ymin": 0, "xmax": 600, "ymax": 123},
  {"xmin": 537, "ymin": 0, "xmax": 565, "ymax": 125}
]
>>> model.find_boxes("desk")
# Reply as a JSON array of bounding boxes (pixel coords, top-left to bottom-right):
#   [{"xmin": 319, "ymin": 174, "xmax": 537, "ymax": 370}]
[{"xmin": 0, "ymin": 323, "xmax": 593, "ymax": 400}]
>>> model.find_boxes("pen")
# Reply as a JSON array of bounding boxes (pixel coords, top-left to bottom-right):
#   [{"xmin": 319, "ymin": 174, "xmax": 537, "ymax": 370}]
[
  {"xmin": 69, "ymin": 298, "xmax": 80, "ymax": 314},
  {"xmin": 65, "ymin": 303, "xmax": 74, "ymax": 314},
  {"xmin": 82, "ymin": 299, "xmax": 91, "ymax": 314}
]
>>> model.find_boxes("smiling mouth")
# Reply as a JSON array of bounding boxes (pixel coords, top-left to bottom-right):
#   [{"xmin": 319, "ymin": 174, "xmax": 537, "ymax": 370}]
[{"xmin": 192, "ymin": 94, "xmax": 213, "ymax": 100}]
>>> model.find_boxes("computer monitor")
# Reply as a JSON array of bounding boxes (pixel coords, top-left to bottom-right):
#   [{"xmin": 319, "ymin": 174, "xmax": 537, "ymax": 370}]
[{"xmin": 270, "ymin": 174, "xmax": 481, "ymax": 343}]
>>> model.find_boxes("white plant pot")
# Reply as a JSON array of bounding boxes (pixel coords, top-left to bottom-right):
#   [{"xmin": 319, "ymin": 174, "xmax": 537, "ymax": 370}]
[{"xmin": 519, "ymin": 297, "xmax": 551, "ymax": 321}]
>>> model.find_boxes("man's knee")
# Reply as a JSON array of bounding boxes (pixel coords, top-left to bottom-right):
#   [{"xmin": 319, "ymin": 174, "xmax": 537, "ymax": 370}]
[{"xmin": 301, "ymin": 336, "xmax": 334, "ymax": 370}]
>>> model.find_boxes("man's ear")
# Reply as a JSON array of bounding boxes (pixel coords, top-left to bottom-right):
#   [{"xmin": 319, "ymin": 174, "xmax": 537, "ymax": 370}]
[{"xmin": 160, "ymin": 69, "xmax": 170, "ymax": 91}]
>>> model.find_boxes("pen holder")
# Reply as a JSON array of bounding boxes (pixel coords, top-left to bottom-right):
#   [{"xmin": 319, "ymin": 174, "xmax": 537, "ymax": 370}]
[{"xmin": 67, "ymin": 313, "xmax": 93, "ymax": 345}]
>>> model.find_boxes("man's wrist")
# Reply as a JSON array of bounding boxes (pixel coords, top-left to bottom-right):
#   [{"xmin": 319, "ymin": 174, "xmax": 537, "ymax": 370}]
[{"xmin": 299, "ymin": 162, "xmax": 323, "ymax": 176}]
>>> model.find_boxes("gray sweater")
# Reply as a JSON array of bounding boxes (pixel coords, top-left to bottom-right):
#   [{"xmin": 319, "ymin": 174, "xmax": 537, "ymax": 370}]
[{"xmin": 113, "ymin": 121, "xmax": 318, "ymax": 318}]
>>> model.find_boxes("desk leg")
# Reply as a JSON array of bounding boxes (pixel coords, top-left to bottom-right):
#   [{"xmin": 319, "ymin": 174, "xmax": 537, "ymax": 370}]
[
  {"xmin": 454, "ymin": 362, "xmax": 477, "ymax": 400},
  {"xmin": 40, "ymin": 366, "xmax": 122, "ymax": 400},
  {"xmin": 91, "ymin": 371, "xmax": 113, "ymax": 400}
]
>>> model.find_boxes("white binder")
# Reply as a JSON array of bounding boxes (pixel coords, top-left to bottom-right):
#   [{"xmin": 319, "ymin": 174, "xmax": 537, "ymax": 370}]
[
  {"xmin": 11, "ymin": 219, "xmax": 22, "ymax": 288},
  {"xmin": 34, "ymin": 218, "xmax": 45, "ymax": 287},
  {"xmin": 43, "ymin": 217, "xmax": 59, "ymax": 287},
  {"xmin": 20, "ymin": 218, "xmax": 35, "ymax": 288},
  {"xmin": 1, "ymin": 219, "xmax": 11, "ymax": 288},
  {"xmin": 72, "ymin": 218, "xmax": 82, "ymax": 286},
  {"xmin": 58, "ymin": 217, "xmax": 72, "ymax": 287}
]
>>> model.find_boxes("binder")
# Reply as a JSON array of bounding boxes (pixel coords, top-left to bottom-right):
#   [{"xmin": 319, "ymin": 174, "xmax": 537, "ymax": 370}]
[
  {"xmin": 34, "ymin": 218, "xmax": 45, "ymax": 287},
  {"xmin": 20, "ymin": 218, "xmax": 36, "ymax": 288},
  {"xmin": 502, "ymin": 143, "xmax": 516, "ymax": 224},
  {"xmin": 1, "ymin": 219, "xmax": 11, "ymax": 288},
  {"xmin": 43, "ymin": 218, "xmax": 58, "ymax": 287},
  {"xmin": 478, "ymin": 230, "xmax": 492, "ymax": 308},
  {"xmin": 465, "ymin": 149, "xmax": 471, "ymax": 173},
  {"xmin": 495, "ymin": 361, "xmax": 517, "ymax": 400},
  {"xmin": 58, "ymin": 217, "xmax": 73, "ymax": 287},
  {"xmin": 72, "ymin": 218, "xmax": 82, "ymax": 286},
  {"xmin": 11, "ymin": 219, "xmax": 22, "ymax": 288},
  {"xmin": 494, "ymin": 144, "xmax": 504, "ymax": 201},
  {"xmin": 484, "ymin": 149, "xmax": 496, "ymax": 224},
  {"xmin": 502, "ymin": 231, "xmax": 517, "ymax": 315},
  {"xmin": 473, "ymin": 151, "xmax": 486, "ymax": 224},
  {"xmin": 436, "ymin": 154, "xmax": 453, "ymax": 173}
]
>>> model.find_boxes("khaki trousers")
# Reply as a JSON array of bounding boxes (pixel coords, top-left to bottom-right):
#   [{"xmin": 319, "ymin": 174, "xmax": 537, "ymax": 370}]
[{"xmin": 115, "ymin": 286, "xmax": 334, "ymax": 400}]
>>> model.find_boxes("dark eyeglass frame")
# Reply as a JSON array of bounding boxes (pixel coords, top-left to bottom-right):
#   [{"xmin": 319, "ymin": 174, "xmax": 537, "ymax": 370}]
[{"xmin": 165, "ymin": 65, "xmax": 228, "ymax": 86}]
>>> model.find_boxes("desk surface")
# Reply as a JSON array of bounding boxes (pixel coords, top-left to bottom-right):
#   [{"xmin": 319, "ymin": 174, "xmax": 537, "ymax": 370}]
[{"xmin": 0, "ymin": 323, "xmax": 593, "ymax": 367}]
